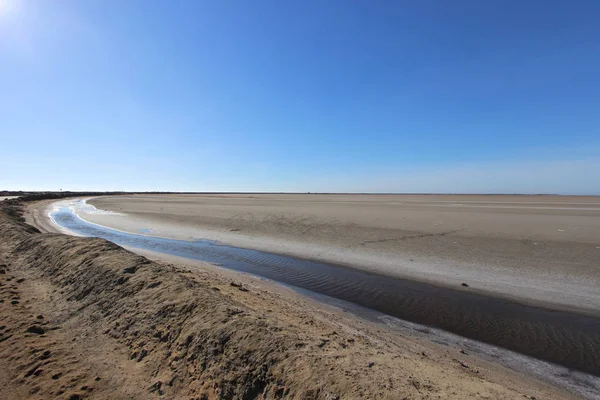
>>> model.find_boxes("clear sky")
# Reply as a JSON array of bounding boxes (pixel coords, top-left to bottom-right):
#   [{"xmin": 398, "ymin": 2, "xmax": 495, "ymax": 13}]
[{"xmin": 1, "ymin": 0, "xmax": 599, "ymax": 194}]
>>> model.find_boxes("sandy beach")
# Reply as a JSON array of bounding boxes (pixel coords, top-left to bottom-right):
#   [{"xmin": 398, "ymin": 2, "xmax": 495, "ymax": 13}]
[
  {"xmin": 0, "ymin": 196, "xmax": 586, "ymax": 399},
  {"xmin": 82, "ymin": 194, "xmax": 600, "ymax": 315}
]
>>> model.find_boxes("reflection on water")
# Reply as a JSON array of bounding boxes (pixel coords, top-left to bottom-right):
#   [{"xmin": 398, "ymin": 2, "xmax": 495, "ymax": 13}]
[{"xmin": 52, "ymin": 207, "xmax": 600, "ymax": 378}]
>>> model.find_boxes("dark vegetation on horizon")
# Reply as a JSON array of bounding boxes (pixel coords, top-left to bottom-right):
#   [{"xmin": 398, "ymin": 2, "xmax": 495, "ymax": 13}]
[{"xmin": 1, "ymin": 190, "xmax": 569, "ymax": 199}]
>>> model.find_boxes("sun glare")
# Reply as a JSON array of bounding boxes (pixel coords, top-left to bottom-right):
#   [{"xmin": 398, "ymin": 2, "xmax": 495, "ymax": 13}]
[
  {"xmin": 0, "ymin": 0, "xmax": 17, "ymax": 17},
  {"xmin": 0, "ymin": 0, "xmax": 8, "ymax": 17}
]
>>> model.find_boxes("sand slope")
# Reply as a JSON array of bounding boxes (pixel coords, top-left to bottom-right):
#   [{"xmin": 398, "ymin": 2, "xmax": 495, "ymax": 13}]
[{"xmin": 0, "ymin": 199, "xmax": 578, "ymax": 399}]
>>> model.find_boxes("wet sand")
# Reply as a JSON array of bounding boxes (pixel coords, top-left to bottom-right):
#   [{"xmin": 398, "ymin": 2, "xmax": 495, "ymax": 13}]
[{"xmin": 85, "ymin": 194, "xmax": 600, "ymax": 315}]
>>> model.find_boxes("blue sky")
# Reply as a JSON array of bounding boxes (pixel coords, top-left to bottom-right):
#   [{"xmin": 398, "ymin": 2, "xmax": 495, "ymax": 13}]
[{"xmin": 1, "ymin": 0, "xmax": 599, "ymax": 193}]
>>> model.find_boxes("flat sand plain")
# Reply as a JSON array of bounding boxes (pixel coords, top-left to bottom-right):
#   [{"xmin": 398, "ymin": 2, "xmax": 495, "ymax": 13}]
[{"xmin": 85, "ymin": 194, "xmax": 600, "ymax": 314}]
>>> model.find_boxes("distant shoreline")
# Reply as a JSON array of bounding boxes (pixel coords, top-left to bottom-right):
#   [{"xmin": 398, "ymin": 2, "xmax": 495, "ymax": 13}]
[{"xmin": 4, "ymin": 190, "xmax": 600, "ymax": 197}]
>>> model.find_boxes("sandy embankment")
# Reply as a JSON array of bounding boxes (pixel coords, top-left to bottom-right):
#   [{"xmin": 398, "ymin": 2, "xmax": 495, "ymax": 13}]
[
  {"xmin": 0, "ymin": 199, "xmax": 578, "ymax": 399},
  {"xmin": 83, "ymin": 194, "xmax": 600, "ymax": 315}
]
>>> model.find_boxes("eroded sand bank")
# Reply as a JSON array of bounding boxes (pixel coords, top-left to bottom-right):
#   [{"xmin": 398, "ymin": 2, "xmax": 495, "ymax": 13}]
[{"xmin": 82, "ymin": 194, "xmax": 600, "ymax": 315}]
